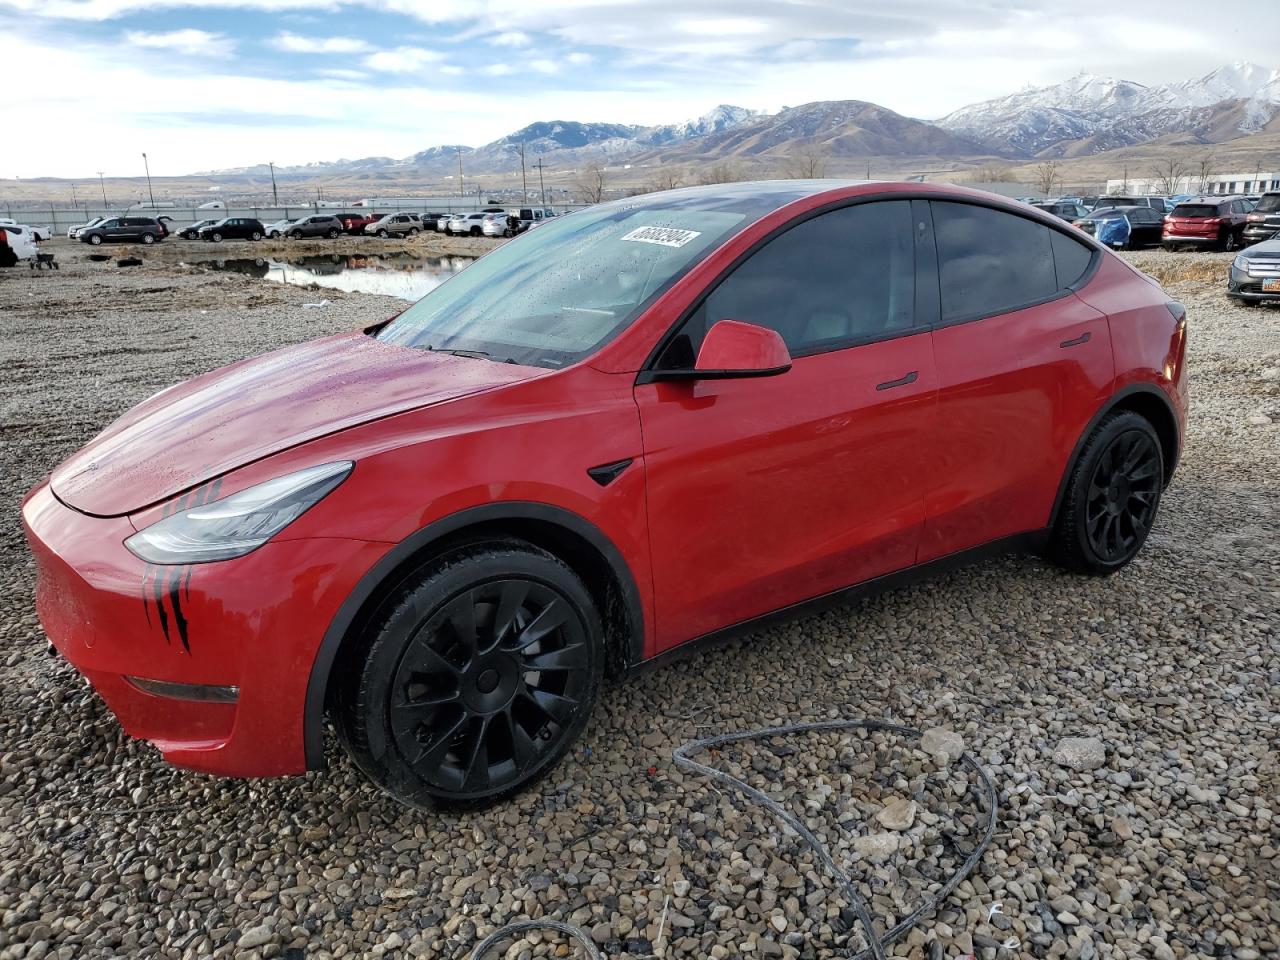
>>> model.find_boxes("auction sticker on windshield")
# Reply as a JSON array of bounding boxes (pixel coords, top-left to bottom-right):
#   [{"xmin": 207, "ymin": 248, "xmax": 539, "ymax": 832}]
[{"xmin": 620, "ymin": 226, "xmax": 702, "ymax": 248}]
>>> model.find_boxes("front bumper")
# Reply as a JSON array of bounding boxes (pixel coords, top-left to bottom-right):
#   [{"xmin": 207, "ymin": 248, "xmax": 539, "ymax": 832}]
[{"xmin": 21, "ymin": 482, "xmax": 387, "ymax": 777}]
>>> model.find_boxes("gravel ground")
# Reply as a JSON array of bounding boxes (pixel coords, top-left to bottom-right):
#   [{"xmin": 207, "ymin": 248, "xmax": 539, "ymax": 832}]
[{"xmin": 0, "ymin": 246, "xmax": 1276, "ymax": 960}]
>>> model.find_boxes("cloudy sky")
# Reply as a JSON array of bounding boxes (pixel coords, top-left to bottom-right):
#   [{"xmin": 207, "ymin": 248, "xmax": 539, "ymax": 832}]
[{"xmin": 5, "ymin": 0, "xmax": 1276, "ymax": 178}]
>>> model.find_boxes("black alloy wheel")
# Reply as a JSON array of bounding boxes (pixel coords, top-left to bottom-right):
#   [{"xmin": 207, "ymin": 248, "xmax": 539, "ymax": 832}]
[
  {"xmin": 1049, "ymin": 411, "xmax": 1163, "ymax": 574},
  {"xmin": 338, "ymin": 543, "xmax": 603, "ymax": 809}
]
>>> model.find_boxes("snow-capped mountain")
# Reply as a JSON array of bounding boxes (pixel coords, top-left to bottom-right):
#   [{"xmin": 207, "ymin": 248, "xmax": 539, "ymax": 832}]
[
  {"xmin": 638, "ymin": 105, "xmax": 764, "ymax": 146},
  {"xmin": 939, "ymin": 61, "xmax": 1280, "ymax": 157}
]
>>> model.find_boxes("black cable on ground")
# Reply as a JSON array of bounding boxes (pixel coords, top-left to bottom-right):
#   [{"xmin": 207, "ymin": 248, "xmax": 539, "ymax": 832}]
[{"xmin": 468, "ymin": 718, "xmax": 998, "ymax": 960}]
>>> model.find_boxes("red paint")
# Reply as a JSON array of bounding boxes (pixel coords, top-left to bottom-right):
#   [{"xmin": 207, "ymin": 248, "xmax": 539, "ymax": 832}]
[
  {"xmin": 695, "ymin": 319, "xmax": 792, "ymax": 372},
  {"xmin": 22, "ymin": 181, "xmax": 1187, "ymax": 779}
]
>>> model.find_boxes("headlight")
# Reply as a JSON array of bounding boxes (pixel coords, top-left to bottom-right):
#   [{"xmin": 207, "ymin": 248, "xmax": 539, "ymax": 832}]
[
  {"xmin": 125, "ymin": 461, "xmax": 353, "ymax": 564},
  {"xmin": 1233, "ymin": 255, "xmax": 1249, "ymax": 271}
]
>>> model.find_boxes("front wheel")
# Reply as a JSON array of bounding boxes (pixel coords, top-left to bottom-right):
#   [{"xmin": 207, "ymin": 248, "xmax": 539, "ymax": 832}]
[
  {"xmin": 290, "ymin": 231, "xmax": 303, "ymax": 240},
  {"xmin": 327, "ymin": 229, "xmax": 340, "ymax": 239},
  {"xmin": 1048, "ymin": 411, "xmax": 1163, "ymax": 575},
  {"xmin": 336, "ymin": 542, "xmax": 603, "ymax": 810},
  {"xmin": 470, "ymin": 226, "xmax": 481, "ymax": 236},
  {"xmin": 409, "ymin": 227, "xmax": 420, "ymax": 236},
  {"xmin": 89, "ymin": 234, "xmax": 103, "ymax": 245},
  {"xmin": 378, "ymin": 229, "xmax": 389, "ymax": 238}
]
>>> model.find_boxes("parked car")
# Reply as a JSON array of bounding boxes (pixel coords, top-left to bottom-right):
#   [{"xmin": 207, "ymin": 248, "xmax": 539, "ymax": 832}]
[
  {"xmin": 178, "ymin": 219, "xmax": 220, "ymax": 240},
  {"xmin": 23, "ymin": 181, "xmax": 1188, "ymax": 809},
  {"xmin": 1071, "ymin": 206, "xmax": 1164, "ymax": 249},
  {"xmin": 1242, "ymin": 192, "xmax": 1280, "ymax": 245},
  {"xmin": 446, "ymin": 212, "xmax": 491, "ymax": 236},
  {"xmin": 340, "ymin": 212, "xmax": 382, "ymax": 235},
  {"xmin": 1092, "ymin": 196, "xmax": 1167, "ymax": 213},
  {"xmin": 286, "ymin": 215, "xmax": 343, "ymax": 239},
  {"xmin": 1031, "ymin": 201, "xmax": 1091, "ymax": 221},
  {"xmin": 68, "ymin": 216, "xmax": 106, "ymax": 239},
  {"xmin": 1162, "ymin": 198, "xmax": 1249, "ymax": 251},
  {"xmin": 1227, "ymin": 236, "xmax": 1280, "ymax": 306},
  {"xmin": 422, "ymin": 212, "xmax": 451, "ymax": 232},
  {"xmin": 0, "ymin": 218, "xmax": 53, "ymax": 241},
  {"xmin": 481, "ymin": 212, "xmax": 514, "ymax": 238},
  {"xmin": 0, "ymin": 224, "xmax": 37, "ymax": 264},
  {"xmin": 199, "ymin": 218, "xmax": 266, "ymax": 242},
  {"xmin": 78, "ymin": 217, "xmax": 166, "ymax": 245},
  {"xmin": 364, "ymin": 213, "xmax": 423, "ymax": 238},
  {"xmin": 263, "ymin": 218, "xmax": 293, "ymax": 239}
]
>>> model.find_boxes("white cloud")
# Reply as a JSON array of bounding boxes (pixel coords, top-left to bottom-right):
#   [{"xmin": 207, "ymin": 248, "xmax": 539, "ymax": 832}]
[
  {"xmin": 124, "ymin": 27, "xmax": 233, "ymax": 56},
  {"xmin": 566, "ymin": 51, "xmax": 592, "ymax": 66},
  {"xmin": 490, "ymin": 30, "xmax": 529, "ymax": 47},
  {"xmin": 362, "ymin": 45, "xmax": 441, "ymax": 72},
  {"xmin": 528, "ymin": 58, "xmax": 559, "ymax": 75},
  {"xmin": 271, "ymin": 31, "xmax": 372, "ymax": 54},
  {"xmin": 483, "ymin": 63, "xmax": 514, "ymax": 76}
]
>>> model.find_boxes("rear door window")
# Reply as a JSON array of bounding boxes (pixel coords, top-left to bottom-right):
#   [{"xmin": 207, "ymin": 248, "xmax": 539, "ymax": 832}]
[{"xmin": 931, "ymin": 201, "xmax": 1057, "ymax": 322}]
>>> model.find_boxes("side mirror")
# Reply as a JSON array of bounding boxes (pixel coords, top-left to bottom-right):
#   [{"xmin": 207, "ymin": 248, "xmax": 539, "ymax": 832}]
[{"xmin": 649, "ymin": 319, "xmax": 792, "ymax": 382}]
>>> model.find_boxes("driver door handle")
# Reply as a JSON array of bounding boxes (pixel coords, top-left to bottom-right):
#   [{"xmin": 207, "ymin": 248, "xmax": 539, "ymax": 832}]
[{"xmin": 876, "ymin": 371, "xmax": 918, "ymax": 391}]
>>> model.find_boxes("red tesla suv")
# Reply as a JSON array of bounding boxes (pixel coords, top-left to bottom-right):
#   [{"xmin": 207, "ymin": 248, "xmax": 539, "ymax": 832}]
[{"xmin": 23, "ymin": 181, "xmax": 1188, "ymax": 808}]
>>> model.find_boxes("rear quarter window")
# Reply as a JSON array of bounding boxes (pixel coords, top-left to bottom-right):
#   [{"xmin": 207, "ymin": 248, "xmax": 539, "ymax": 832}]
[{"xmin": 1050, "ymin": 230, "xmax": 1094, "ymax": 287}]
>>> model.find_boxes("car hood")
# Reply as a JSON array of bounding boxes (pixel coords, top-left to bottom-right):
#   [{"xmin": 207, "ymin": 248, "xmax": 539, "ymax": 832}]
[{"xmin": 51, "ymin": 332, "xmax": 541, "ymax": 517}]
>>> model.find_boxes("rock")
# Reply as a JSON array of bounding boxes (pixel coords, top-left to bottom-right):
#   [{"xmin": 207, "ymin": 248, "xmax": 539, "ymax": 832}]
[
  {"xmin": 238, "ymin": 925, "xmax": 274, "ymax": 950},
  {"xmin": 1053, "ymin": 736, "xmax": 1107, "ymax": 771},
  {"xmin": 876, "ymin": 797, "xmax": 917, "ymax": 831},
  {"xmin": 852, "ymin": 834, "xmax": 900, "ymax": 861},
  {"xmin": 920, "ymin": 728, "xmax": 965, "ymax": 763}
]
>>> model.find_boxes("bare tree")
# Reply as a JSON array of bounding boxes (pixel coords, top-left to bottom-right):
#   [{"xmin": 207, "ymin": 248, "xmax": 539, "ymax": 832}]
[
  {"xmin": 1033, "ymin": 160, "xmax": 1060, "ymax": 196},
  {"xmin": 697, "ymin": 160, "xmax": 744, "ymax": 185},
  {"xmin": 785, "ymin": 145, "xmax": 828, "ymax": 179},
  {"xmin": 574, "ymin": 164, "xmax": 607, "ymax": 204},
  {"xmin": 647, "ymin": 167, "xmax": 684, "ymax": 192},
  {"xmin": 1149, "ymin": 156, "xmax": 1191, "ymax": 195},
  {"xmin": 1194, "ymin": 152, "xmax": 1216, "ymax": 193},
  {"xmin": 964, "ymin": 162, "xmax": 1017, "ymax": 182}
]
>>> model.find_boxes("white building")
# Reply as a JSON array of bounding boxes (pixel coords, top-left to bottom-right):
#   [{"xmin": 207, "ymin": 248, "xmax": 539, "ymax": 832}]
[{"xmin": 1105, "ymin": 171, "xmax": 1280, "ymax": 196}]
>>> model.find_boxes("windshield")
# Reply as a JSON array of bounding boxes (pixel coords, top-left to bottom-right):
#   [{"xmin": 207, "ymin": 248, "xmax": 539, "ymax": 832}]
[
  {"xmin": 1254, "ymin": 195, "xmax": 1280, "ymax": 213},
  {"xmin": 378, "ymin": 203, "xmax": 750, "ymax": 367}
]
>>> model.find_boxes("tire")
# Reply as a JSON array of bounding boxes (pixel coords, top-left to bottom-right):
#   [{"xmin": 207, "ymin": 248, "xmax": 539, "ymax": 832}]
[
  {"xmin": 140, "ymin": 233, "xmax": 155, "ymax": 245},
  {"xmin": 336, "ymin": 541, "xmax": 604, "ymax": 810},
  {"xmin": 88, "ymin": 234, "xmax": 103, "ymax": 245},
  {"xmin": 378, "ymin": 229, "xmax": 389, "ymax": 238},
  {"xmin": 290, "ymin": 231, "xmax": 303, "ymax": 240},
  {"xmin": 1048, "ymin": 411, "xmax": 1164, "ymax": 575},
  {"xmin": 470, "ymin": 226, "xmax": 481, "ymax": 236},
  {"xmin": 1224, "ymin": 231, "xmax": 1239, "ymax": 252},
  {"xmin": 211, "ymin": 233, "xmax": 223, "ymax": 243},
  {"xmin": 409, "ymin": 227, "xmax": 420, "ymax": 236},
  {"xmin": 251, "ymin": 232, "xmax": 262, "ymax": 241},
  {"xmin": 269, "ymin": 231, "xmax": 280, "ymax": 239},
  {"xmin": 327, "ymin": 229, "xmax": 340, "ymax": 239}
]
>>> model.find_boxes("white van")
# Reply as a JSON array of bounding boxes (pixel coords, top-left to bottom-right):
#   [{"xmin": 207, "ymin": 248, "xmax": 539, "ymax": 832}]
[{"xmin": 1, "ymin": 224, "xmax": 39, "ymax": 263}]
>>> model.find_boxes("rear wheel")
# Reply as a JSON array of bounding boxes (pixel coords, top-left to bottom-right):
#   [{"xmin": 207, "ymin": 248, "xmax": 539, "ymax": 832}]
[
  {"xmin": 337, "ymin": 543, "xmax": 603, "ymax": 809},
  {"xmin": 1048, "ymin": 411, "xmax": 1163, "ymax": 575},
  {"xmin": 327, "ymin": 228, "xmax": 340, "ymax": 239},
  {"xmin": 290, "ymin": 231, "xmax": 303, "ymax": 240},
  {"xmin": 141, "ymin": 233, "xmax": 156, "ymax": 245},
  {"xmin": 409, "ymin": 227, "xmax": 420, "ymax": 236},
  {"xmin": 251, "ymin": 231, "xmax": 262, "ymax": 241},
  {"xmin": 88, "ymin": 234, "xmax": 103, "ymax": 245},
  {"xmin": 1223, "ymin": 231, "xmax": 1239, "ymax": 252},
  {"xmin": 470, "ymin": 226, "xmax": 481, "ymax": 236},
  {"xmin": 211, "ymin": 232, "xmax": 223, "ymax": 243}
]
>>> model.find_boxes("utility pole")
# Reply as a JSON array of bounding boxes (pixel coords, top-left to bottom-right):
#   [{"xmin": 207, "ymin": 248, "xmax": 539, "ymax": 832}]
[
  {"xmin": 517, "ymin": 143, "xmax": 528, "ymax": 200},
  {"xmin": 268, "ymin": 161, "xmax": 278, "ymax": 205},
  {"xmin": 457, "ymin": 147, "xmax": 465, "ymax": 197},
  {"xmin": 142, "ymin": 152, "xmax": 155, "ymax": 207},
  {"xmin": 535, "ymin": 159, "xmax": 546, "ymax": 207},
  {"xmin": 71, "ymin": 182, "xmax": 79, "ymax": 207},
  {"xmin": 97, "ymin": 171, "xmax": 107, "ymax": 206}
]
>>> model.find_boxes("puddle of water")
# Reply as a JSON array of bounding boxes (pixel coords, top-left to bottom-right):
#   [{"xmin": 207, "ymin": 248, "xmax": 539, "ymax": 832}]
[{"xmin": 190, "ymin": 252, "xmax": 476, "ymax": 301}]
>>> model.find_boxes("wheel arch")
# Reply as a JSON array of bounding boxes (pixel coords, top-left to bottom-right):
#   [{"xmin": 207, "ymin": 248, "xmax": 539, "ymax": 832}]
[
  {"xmin": 303, "ymin": 502, "xmax": 645, "ymax": 769},
  {"xmin": 1049, "ymin": 383, "xmax": 1180, "ymax": 531}
]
